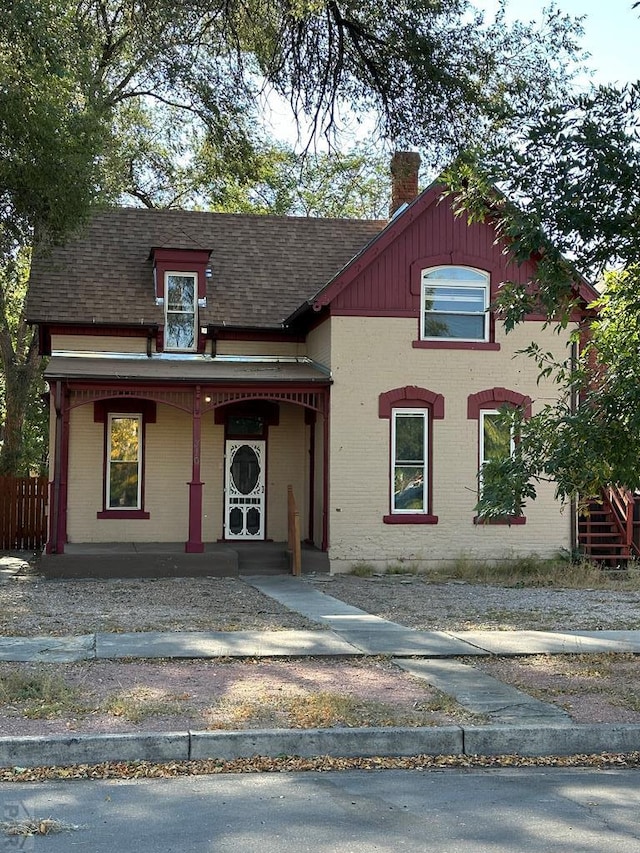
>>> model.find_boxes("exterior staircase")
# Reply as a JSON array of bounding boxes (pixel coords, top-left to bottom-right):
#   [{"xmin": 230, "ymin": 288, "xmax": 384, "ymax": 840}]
[{"xmin": 578, "ymin": 486, "xmax": 640, "ymax": 567}]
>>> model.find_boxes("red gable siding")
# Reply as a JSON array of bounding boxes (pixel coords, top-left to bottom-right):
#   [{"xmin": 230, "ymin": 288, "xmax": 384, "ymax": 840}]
[{"xmin": 317, "ymin": 187, "xmax": 538, "ymax": 317}]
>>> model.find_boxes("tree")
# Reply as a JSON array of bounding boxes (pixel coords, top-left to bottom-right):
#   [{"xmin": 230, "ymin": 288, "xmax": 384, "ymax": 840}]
[
  {"xmin": 0, "ymin": 1, "xmax": 109, "ymax": 474},
  {"xmin": 1, "ymin": 0, "xmax": 586, "ymax": 473},
  {"xmin": 203, "ymin": 142, "xmax": 392, "ymax": 218},
  {"xmin": 250, "ymin": 0, "xmax": 585, "ymax": 159},
  {"xmin": 443, "ymin": 84, "xmax": 640, "ymax": 516}
]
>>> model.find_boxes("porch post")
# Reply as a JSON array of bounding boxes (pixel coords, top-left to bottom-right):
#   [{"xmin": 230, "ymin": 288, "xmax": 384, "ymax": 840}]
[
  {"xmin": 321, "ymin": 389, "xmax": 330, "ymax": 552},
  {"xmin": 47, "ymin": 380, "xmax": 69, "ymax": 554},
  {"xmin": 186, "ymin": 385, "xmax": 205, "ymax": 553},
  {"xmin": 307, "ymin": 411, "xmax": 316, "ymax": 543}
]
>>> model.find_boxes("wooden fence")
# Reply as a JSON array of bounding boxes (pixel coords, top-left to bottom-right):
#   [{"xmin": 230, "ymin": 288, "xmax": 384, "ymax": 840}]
[{"xmin": 0, "ymin": 476, "xmax": 48, "ymax": 550}]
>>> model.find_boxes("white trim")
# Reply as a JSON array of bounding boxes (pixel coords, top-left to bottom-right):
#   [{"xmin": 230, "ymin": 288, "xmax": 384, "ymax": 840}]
[
  {"xmin": 391, "ymin": 408, "xmax": 428, "ymax": 514},
  {"xmin": 420, "ymin": 266, "xmax": 489, "ymax": 342},
  {"xmin": 106, "ymin": 413, "xmax": 142, "ymax": 510},
  {"xmin": 164, "ymin": 271, "xmax": 197, "ymax": 351},
  {"xmin": 478, "ymin": 409, "xmax": 515, "ymax": 498},
  {"xmin": 479, "ymin": 409, "xmax": 515, "ymax": 468}
]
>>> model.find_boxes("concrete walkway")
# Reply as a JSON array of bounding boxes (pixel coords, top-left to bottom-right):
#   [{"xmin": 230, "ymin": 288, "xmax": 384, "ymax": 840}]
[{"xmin": 2, "ymin": 572, "xmax": 640, "ymax": 766}]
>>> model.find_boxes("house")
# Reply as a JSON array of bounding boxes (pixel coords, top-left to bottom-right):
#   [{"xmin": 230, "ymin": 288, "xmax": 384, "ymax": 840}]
[{"xmin": 26, "ymin": 153, "xmax": 599, "ymax": 575}]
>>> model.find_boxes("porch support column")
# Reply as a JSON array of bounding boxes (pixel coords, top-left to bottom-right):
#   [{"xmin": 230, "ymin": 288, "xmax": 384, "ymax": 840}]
[
  {"xmin": 306, "ymin": 410, "xmax": 316, "ymax": 543},
  {"xmin": 321, "ymin": 389, "xmax": 330, "ymax": 552},
  {"xmin": 186, "ymin": 385, "xmax": 205, "ymax": 553},
  {"xmin": 47, "ymin": 380, "xmax": 69, "ymax": 554}
]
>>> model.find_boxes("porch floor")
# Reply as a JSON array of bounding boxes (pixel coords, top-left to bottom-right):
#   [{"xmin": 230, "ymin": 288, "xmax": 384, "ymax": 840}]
[{"xmin": 39, "ymin": 541, "xmax": 329, "ymax": 579}]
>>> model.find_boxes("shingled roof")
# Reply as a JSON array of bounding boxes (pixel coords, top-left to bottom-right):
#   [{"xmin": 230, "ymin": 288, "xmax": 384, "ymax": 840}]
[{"xmin": 26, "ymin": 208, "xmax": 386, "ymax": 329}]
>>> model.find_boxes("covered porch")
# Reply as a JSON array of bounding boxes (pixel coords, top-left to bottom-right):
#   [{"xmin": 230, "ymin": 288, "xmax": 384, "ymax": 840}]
[{"xmin": 44, "ymin": 354, "xmax": 331, "ymax": 570}]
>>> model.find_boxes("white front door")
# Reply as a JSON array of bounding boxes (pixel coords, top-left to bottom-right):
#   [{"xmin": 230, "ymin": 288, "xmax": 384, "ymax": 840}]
[{"xmin": 224, "ymin": 440, "xmax": 265, "ymax": 539}]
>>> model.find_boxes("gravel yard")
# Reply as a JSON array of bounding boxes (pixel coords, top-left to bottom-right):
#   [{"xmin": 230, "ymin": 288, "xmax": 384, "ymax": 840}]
[
  {"xmin": 0, "ymin": 575, "xmax": 317, "ymax": 636},
  {"xmin": 319, "ymin": 574, "xmax": 640, "ymax": 631},
  {"xmin": 3, "ymin": 561, "xmax": 640, "ymax": 733},
  {"xmin": 4, "ymin": 570, "xmax": 640, "ymax": 637}
]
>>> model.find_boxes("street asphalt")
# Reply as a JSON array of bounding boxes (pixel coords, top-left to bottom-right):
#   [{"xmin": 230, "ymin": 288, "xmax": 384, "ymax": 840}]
[{"xmin": 2, "ymin": 569, "xmax": 640, "ymax": 767}]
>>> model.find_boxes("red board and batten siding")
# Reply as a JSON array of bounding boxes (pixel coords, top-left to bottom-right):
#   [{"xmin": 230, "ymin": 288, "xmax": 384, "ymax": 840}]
[
  {"xmin": 318, "ymin": 187, "xmax": 538, "ymax": 315},
  {"xmin": 0, "ymin": 476, "xmax": 48, "ymax": 550}
]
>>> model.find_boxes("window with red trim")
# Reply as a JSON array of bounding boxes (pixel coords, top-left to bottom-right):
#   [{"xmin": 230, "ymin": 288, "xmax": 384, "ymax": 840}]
[
  {"xmin": 392, "ymin": 409, "xmax": 428, "ymax": 513},
  {"xmin": 107, "ymin": 414, "xmax": 142, "ymax": 509},
  {"xmin": 165, "ymin": 272, "xmax": 197, "ymax": 350},
  {"xmin": 421, "ymin": 266, "xmax": 489, "ymax": 342},
  {"xmin": 467, "ymin": 388, "xmax": 531, "ymax": 525},
  {"xmin": 379, "ymin": 387, "xmax": 443, "ymax": 524},
  {"xmin": 151, "ymin": 247, "xmax": 210, "ymax": 353},
  {"xmin": 95, "ymin": 399, "xmax": 155, "ymax": 519},
  {"xmin": 411, "ymin": 261, "xmax": 500, "ymax": 351}
]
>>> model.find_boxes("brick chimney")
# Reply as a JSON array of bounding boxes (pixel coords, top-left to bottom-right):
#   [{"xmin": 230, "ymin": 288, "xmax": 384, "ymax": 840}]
[{"xmin": 389, "ymin": 151, "xmax": 421, "ymax": 218}]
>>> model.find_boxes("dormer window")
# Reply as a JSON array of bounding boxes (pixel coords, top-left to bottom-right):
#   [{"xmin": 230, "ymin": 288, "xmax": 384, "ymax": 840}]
[
  {"xmin": 151, "ymin": 245, "xmax": 211, "ymax": 353},
  {"xmin": 166, "ymin": 272, "xmax": 197, "ymax": 350}
]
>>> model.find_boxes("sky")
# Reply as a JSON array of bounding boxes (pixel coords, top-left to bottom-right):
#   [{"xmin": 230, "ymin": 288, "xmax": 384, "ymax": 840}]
[
  {"xmin": 266, "ymin": 0, "xmax": 640, "ymax": 145},
  {"xmin": 478, "ymin": 0, "xmax": 640, "ymax": 85}
]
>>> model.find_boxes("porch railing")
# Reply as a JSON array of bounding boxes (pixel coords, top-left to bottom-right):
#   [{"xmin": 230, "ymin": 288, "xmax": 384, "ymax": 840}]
[
  {"xmin": 287, "ymin": 485, "xmax": 301, "ymax": 576},
  {"xmin": 604, "ymin": 485, "xmax": 638, "ymax": 559}
]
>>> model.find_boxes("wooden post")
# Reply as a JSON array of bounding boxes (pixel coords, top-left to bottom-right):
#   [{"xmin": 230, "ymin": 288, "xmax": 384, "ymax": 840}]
[{"xmin": 287, "ymin": 485, "xmax": 301, "ymax": 576}]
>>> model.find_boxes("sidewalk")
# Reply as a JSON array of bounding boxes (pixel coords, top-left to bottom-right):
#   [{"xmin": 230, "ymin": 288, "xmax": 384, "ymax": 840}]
[{"xmin": 2, "ymin": 573, "xmax": 640, "ymax": 767}]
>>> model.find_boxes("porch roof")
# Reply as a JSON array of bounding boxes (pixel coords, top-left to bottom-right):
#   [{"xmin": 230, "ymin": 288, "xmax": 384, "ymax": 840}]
[{"xmin": 44, "ymin": 355, "xmax": 331, "ymax": 385}]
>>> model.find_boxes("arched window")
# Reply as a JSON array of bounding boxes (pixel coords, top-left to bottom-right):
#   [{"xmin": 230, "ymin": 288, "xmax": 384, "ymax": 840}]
[{"xmin": 421, "ymin": 266, "xmax": 489, "ymax": 342}]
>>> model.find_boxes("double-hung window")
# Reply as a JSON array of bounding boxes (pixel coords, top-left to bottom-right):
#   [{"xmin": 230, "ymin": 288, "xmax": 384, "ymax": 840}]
[
  {"xmin": 107, "ymin": 414, "xmax": 142, "ymax": 509},
  {"xmin": 379, "ymin": 386, "xmax": 443, "ymax": 524},
  {"xmin": 479, "ymin": 410, "xmax": 515, "ymax": 486},
  {"xmin": 467, "ymin": 389, "xmax": 530, "ymax": 523},
  {"xmin": 165, "ymin": 273, "xmax": 196, "ymax": 350},
  {"xmin": 477, "ymin": 408, "xmax": 523, "ymax": 521},
  {"xmin": 391, "ymin": 409, "xmax": 428, "ymax": 513},
  {"xmin": 421, "ymin": 267, "xmax": 489, "ymax": 342}
]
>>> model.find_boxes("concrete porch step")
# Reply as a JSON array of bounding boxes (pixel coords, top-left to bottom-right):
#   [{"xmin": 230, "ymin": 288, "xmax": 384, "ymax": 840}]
[{"xmin": 38, "ymin": 541, "xmax": 329, "ymax": 579}]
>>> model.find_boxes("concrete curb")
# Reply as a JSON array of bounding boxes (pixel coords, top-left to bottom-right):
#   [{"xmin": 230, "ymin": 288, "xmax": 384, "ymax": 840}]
[
  {"xmin": 2, "ymin": 724, "xmax": 640, "ymax": 769},
  {"xmin": 463, "ymin": 724, "xmax": 640, "ymax": 757},
  {"xmin": 0, "ymin": 732, "xmax": 188, "ymax": 768},
  {"xmin": 189, "ymin": 727, "xmax": 464, "ymax": 761}
]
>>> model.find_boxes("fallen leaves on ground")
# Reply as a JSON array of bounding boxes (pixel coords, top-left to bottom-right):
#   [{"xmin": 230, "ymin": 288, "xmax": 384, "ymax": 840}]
[
  {"xmin": 1, "ymin": 752, "xmax": 640, "ymax": 783},
  {"xmin": 1, "ymin": 817, "xmax": 80, "ymax": 836}
]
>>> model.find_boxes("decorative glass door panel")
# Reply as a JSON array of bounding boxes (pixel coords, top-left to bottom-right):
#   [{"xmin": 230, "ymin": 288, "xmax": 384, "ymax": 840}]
[{"xmin": 224, "ymin": 441, "xmax": 265, "ymax": 539}]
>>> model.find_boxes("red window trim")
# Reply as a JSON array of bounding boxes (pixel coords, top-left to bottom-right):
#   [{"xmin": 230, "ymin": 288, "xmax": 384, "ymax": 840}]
[
  {"xmin": 378, "ymin": 386, "xmax": 445, "ymax": 420},
  {"xmin": 467, "ymin": 388, "xmax": 532, "ymax": 420},
  {"xmin": 467, "ymin": 387, "xmax": 531, "ymax": 524},
  {"xmin": 412, "ymin": 340, "xmax": 500, "ymax": 351},
  {"xmin": 97, "ymin": 509, "xmax": 151, "ymax": 520},
  {"xmin": 473, "ymin": 515, "xmax": 526, "ymax": 526},
  {"xmin": 94, "ymin": 399, "xmax": 157, "ymax": 424},
  {"xmin": 411, "ymin": 258, "xmax": 498, "ymax": 348},
  {"xmin": 379, "ymin": 386, "xmax": 444, "ymax": 524},
  {"xmin": 152, "ymin": 248, "xmax": 210, "ymax": 301},
  {"xmin": 95, "ymin": 399, "xmax": 156, "ymax": 519},
  {"xmin": 383, "ymin": 514, "xmax": 439, "ymax": 525}
]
